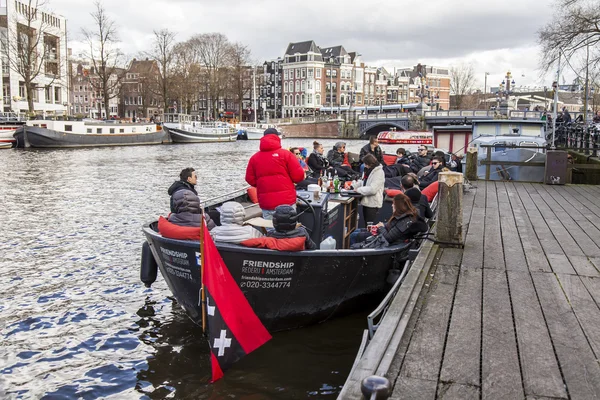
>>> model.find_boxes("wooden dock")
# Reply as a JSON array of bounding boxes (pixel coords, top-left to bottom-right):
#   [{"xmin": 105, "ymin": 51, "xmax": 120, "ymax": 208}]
[{"xmin": 340, "ymin": 182, "xmax": 600, "ymax": 399}]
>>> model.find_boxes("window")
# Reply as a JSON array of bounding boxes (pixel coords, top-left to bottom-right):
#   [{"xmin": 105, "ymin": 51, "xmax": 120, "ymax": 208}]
[
  {"xmin": 97, "ymin": 128, "xmax": 102, "ymax": 133},
  {"xmin": 295, "ymin": 94, "xmax": 299, "ymax": 105},
  {"xmin": 296, "ymin": 68, "xmax": 300, "ymax": 78},
  {"xmin": 301, "ymin": 94, "xmax": 305, "ymax": 105},
  {"xmin": 308, "ymin": 69, "xmax": 313, "ymax": 79},
  {"xmin": 284, "ymin": 70, "xmax": 288, "ymax": 79},
  {"xmin": 308, "ymin": 94, "xmax": 313, "ymax": 104},
  {"xmin": 65, "ymin": 125, "xmax": 72, "ymax": 132},
  {"xmin": 332, "ymin": 70, "xmax": 337, "ymax": 78},
  {"xmin": 307, "ymin": 80, "xmax": 312, "ymax": 90},
  {"xmin": 87, "ymin": 128, "xmax": 92, "ymax": 133},
  {"xmin": 19, "ymin": 81, "xmax": 25, "ymax": 98},
  {"xmin": 316, "ymin": 80, "xmax": 321, "ymax": 91},
  {"xmin": 316, "ymin": 94, "xmax": 321, "ymax": 105},
  {"xmin": 110, "ymin": 128, "xmax": 115, "ymax": 133},
  {"xmin": 316, "ymin": 69, "xmax": 321, "ymax": 78},
  {"xmin": 284, "ymin": 82, "xmax": 288, "ymax": 92},
  {"xmin": 295, "ymin": 80, "xmax": 300, "ymax": 92},
  {"xmin": 301, "ymin": 81, "xmax": 305, "ymax": 91},
  {"xmin": 301, "ymin": 69, "xmax": 306, "ymax": 78},
  {"xmin": 120, "ymin": 128, "xmax": 124, "ymax": 133},
  {"xmin": 138, "ymin": 96, "xmax": 142, "ymax": 105}
]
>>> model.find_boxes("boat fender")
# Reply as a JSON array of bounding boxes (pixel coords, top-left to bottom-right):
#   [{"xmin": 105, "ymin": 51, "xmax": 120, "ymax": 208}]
[
  {"xmin": 140, "ymin": 241, "xmax": 158, "ymax": 288},
  {"xmin": 386, "ymin": 268, "xmax": 402, "ymax": 285}
]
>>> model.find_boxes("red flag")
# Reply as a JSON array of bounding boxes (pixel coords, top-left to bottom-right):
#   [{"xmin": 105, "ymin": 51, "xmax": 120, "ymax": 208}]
[{"xmin": 202, "ymin": 223, "xmax": 272, "ymax": 382}]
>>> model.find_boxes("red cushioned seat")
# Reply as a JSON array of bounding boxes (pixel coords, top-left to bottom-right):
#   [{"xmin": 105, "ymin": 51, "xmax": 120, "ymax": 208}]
[
  {"xmin": 158, "ymin": 216, "xmax": 201, "ymax": 240},
  {"xmin": 422, "ymin": 181, "xmax": 439, "ymax": 202}
]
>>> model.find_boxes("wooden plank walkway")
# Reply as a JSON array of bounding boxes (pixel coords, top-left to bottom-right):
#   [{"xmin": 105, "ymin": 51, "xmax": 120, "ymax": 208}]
[{"xmin": 340, "ymin": 182, "xmax": 600, "ymax": 399}]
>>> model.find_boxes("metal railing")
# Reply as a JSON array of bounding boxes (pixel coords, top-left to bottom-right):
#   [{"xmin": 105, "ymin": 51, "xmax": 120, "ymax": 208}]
[
  {"xmin": 270, "ymin": 115, "xmax": 342, "ymax": 125},
  {"xmin": 552, "ymin": 123, "xmax": 599, "ymax": 157},
  {"xmin": 357, "ymin": 112, "xmax": 409, "ymax": 121}
]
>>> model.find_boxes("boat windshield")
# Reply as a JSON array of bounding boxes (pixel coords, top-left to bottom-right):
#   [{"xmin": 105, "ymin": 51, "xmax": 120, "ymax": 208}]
[{"xmin": 474, "ymin": 123, "xmax": 543, "ymax": 137}]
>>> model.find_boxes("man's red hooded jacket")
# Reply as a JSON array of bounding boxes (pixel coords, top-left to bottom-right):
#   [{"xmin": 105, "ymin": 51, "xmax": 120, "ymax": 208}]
[{"xmin": 245, "ymin": 134, "xmax": 305, "ymax": 210}]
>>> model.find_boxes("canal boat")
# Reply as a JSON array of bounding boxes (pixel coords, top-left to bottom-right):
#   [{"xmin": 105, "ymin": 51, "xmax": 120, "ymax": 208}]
[
  {"xmin": 0, "ymin": 112, "xmax": 26, "ymax": 146},
  {"xmin": 13, "ymin": 120, "xmax": 167, "ymax": 148},
  {"xmin": 235, "ymin": 123, "xmax": 280, "ymax": 140},
  {"xmin": 162, "ymin": 113, "xmax": 237, "ymax": 143},
  {"xmin": 141, "ymin": 188, "xmax": 425, "ymax": 332},
  {"xmin": 377, "ymin": 130, "xmax": 433, "ymax": 145},
  {"xmin": 471, "ymin": 119, "xmax": 547, "ymax": 181}
]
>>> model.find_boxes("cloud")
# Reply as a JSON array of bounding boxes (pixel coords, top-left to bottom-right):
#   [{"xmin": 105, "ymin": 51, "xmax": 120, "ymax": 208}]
[{"xmin": 52, "ymin": 0, "xmax": 562, "ymax": 89}]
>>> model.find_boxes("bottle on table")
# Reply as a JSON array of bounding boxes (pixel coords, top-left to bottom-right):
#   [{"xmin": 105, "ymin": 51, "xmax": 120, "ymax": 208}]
[
  {"xmin": 333, "ymin": 173, "xmax": 340, "ymax": 193},
  {"xmin": 317, "ymin": 170, "xmax": 323, "ymax": 188}
]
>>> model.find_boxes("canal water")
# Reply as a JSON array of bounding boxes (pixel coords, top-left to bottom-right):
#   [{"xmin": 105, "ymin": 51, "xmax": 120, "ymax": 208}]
[{"xmin": 0, "ymin": 139, "xmax": 405, "ymax": 399}]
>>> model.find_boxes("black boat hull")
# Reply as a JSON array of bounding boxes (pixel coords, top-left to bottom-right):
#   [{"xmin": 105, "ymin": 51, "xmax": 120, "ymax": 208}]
[
  {"xmin": 142, "ymin": 223, "xmax": 411, "ymax": 332},
  {"xmin": 13, "ymin": 126, "xmax": 168, "ymax": 148}
]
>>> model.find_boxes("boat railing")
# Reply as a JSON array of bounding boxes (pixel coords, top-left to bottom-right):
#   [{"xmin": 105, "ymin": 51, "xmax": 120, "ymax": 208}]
[
  {"xmin": 366, "ymin": 193, "xmax": 439, "ymax": 338},
  {"xmin": 204, "ymin": 186, "xmax": 251, "ymax": 209}
]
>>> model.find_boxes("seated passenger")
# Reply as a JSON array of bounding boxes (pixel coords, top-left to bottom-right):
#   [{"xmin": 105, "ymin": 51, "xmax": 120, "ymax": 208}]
[
  {"xmin": 351, "ymin": 193, "xmax": 427, "ymax": 248},
  {"xmin": 401, "ymin": 174, "xmax": 432, "ymax": 218},
  {"xmin": 307, "ymin": 141, "xmax": 333, "ymax": 178},
  {"xmin": 326, "ymin": 141, "xmax": 358, "ymax": 179},
  {"xmin": 210, "ymin": 202, "xmax": 263, "ymax": 244},
  {"xmin": 267, "ymin": 205, "xmax": 317, "ymax": 250},
  {"xmin": 167, "ymin": 167, "xmax": 215, "ymax": 229},
  {"xmin": 418, "ymin": 156, "xmax": 444, "ymax": 189},
  {"xmin": 290, "ymin": 147, "xmax": 310, "ymax": 172}
]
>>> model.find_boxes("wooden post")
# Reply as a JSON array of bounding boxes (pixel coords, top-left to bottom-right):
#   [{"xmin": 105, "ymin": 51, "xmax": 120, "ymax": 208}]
[
  {"xmin": 465, "ymin": 147, "xmax": 478, "ymax": 181},
  {"xmin": 485, "ymin": 146, "xmax": 492, "ymax": 181},
  {"xmin": 436, "ymin": 172, "xmax": 464, "ymax": 248}
]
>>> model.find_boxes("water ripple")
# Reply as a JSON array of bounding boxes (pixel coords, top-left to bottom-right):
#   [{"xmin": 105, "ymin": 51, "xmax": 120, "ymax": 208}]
[{"xmin": 0, "ymin": 140, "xmax": 371, "ymax": 399}]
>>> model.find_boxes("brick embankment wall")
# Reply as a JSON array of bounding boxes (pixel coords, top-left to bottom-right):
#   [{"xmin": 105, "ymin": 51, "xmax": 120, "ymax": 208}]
[{"xmin": 280, "ymin": 121, "xmax": 342, "ymax": 138}]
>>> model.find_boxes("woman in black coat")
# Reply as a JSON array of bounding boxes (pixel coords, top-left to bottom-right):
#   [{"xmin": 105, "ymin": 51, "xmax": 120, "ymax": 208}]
[
  {"xmin": 350, "ymin": 192, "xmax": 427, "ymax": 247},
  {"xmin": 306, "ymin": 141, "xmax": 332, "ymax": 178}
]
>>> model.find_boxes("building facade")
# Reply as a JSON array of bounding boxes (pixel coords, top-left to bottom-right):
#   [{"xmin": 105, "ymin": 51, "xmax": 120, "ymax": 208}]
[
  {"xmin": 259, "ymin": 59, "xmax": 282, "ymax": 120},
  {"xmin": 121, "ymin": 58, "xmax": 162, "ymax": 121},
  {"xmin": 0, "ymin": 0, "xmax": 68, "ymax": 115}
]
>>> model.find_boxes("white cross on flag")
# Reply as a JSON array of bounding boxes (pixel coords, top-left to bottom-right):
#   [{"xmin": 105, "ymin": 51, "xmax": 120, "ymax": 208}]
[{"xmin": 201, "ymin": 222, "xmax": 271, "ymax": 382}]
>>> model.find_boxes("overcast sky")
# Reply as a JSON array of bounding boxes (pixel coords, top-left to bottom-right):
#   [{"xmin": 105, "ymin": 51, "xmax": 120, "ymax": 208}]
[{"xmin": 50, "ymin": 0, "xmax": 569, "ymax": 91}]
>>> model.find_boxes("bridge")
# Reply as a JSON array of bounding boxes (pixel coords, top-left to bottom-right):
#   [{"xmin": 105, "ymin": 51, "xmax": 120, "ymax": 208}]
[{"xmin": 357, "ymin": 110, "xmax": 546, "ymax": 136}]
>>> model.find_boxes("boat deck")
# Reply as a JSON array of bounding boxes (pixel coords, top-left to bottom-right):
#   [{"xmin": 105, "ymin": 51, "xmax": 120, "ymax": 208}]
[{"xmin": 341, "ymin": 181, "xmax": 600, "ymax": 399}]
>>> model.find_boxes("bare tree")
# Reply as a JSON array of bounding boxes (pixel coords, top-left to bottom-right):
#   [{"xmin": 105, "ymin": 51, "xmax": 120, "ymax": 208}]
[
  {"xmin": 171, "ymin": 40, "xmax": 202, "ymax": 114},
  {"xmin": 227, "ymin": 42, "xmax": 252, "ymax": 119},
  {"xmin": 190, "ymin": 33, "xmax": 232, "ymax": 118},
  {"xmin": 145, "ymin": 29, "xmax": 176, "ymax": 113},
  {"xmin": 539, "ymin": 0, "xmax": 600, "ymax": 72},
  {"xmin": 450, "ymin": 63, "xmax": 476, "ymax": 109},
  {"xmin": 82, "ymin": 1, "xmax": 123, "ymax": 119},
  {"xmin": 0, "ymin": 0, "xmax": 64, "ymax": 113}
]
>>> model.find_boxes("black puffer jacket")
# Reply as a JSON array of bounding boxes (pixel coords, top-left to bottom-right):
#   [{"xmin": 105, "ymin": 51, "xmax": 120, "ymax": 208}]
[
  {"xmin": 168, "ymin": 181, "xmax": 197, "ymax": 213},
  {"xmin": 167, "ymin": 188, "xmax": 215, "ymax": 229},
  {"xmin": 359, "ymin": 143, "xmax": 383, "ymax": 164},
  {"xmin": 404, "ymin": 187, "xmax": 433, "ymax": 219},
  {"xmin": 326, "ymin": 148, "xmax": 345, "ymax": 167},
  {"xmin": 410, "ymin": 155, "xmax": 431, "ymax": 173},
  {"xmin": 379, "ymin": 213, "xmax": 427, "ymax": 245},
  {"xmin": 267, "ymin": 226, "xmax": 317, "ymax": 250}
]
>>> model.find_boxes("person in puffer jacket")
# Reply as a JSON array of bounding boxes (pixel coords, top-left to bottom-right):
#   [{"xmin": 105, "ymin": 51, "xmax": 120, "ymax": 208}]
[
  {"xmin": 266, "ymin": 205, "xmax": 317, "ymax": 250},
  {"xmin": 167, "ymin": 167, "xmax": 215, "ymax": 229},
  {"xmin": 210, "ymin": 202, "xmax": 263, "ymax": 244},
  {"xmin": 245, "ymin": 128, "xmax": 305, "ymax": 219}
]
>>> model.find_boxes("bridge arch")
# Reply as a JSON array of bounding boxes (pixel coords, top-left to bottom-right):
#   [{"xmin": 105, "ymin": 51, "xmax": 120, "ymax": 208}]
[{"xmin": 360, "ymin": 122, "xmax": 407, "ymax": 137}]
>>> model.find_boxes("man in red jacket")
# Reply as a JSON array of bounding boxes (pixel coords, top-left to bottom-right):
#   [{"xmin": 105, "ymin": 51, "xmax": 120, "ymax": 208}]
[{"xmin": 245, "ymin": 128, "xmax": 305, "ymax": 219}]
